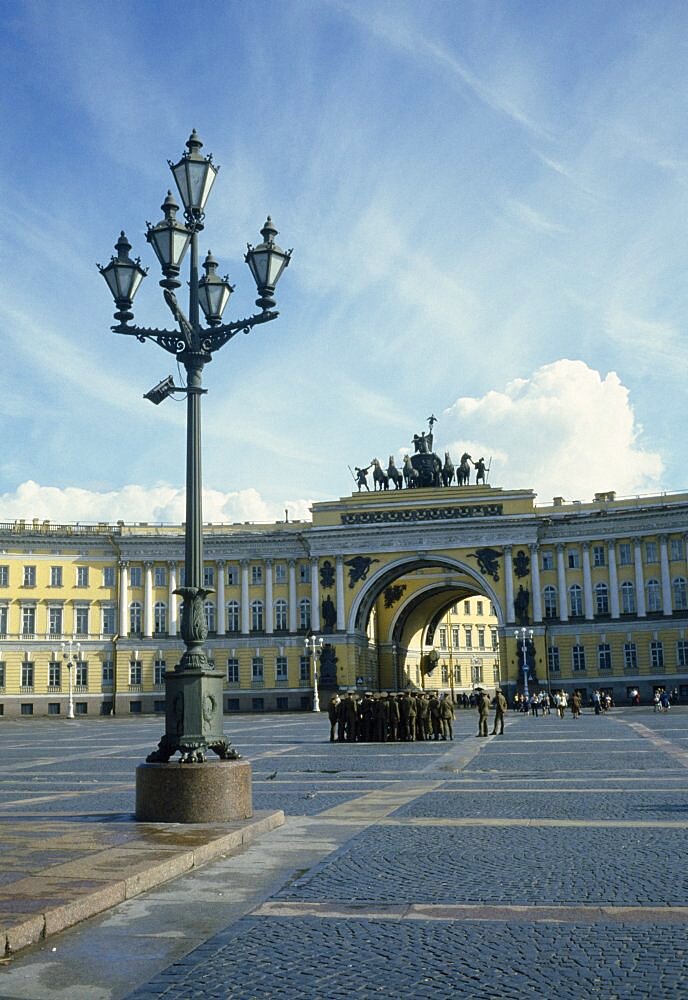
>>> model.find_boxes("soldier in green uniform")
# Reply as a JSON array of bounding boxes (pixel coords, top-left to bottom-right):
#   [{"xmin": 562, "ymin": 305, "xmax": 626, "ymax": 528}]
[
  {"xmin": 415, "ymin": 693, "xmax": 430, "ymax": 741},
  {"xmin": 439, "ymin": 693, "xmax": 455, "ymax": 740},
  {"xmin": 385, "ymin": 693, "xmax": 400, "ymax": 742},
  {"xmin": 428, "ymin": 693, "xmax": 441, "ymax": 740},
  {"xmin": 476, "ymin": 687, "xmax": 491, "ymax": 737},
  {"xmin": 491, "ymin": 689, "xmax": 507, "ymax": 735},
  {"xmin": 327, "ymin": 693, "xmax": 341, "ymax": 742}
]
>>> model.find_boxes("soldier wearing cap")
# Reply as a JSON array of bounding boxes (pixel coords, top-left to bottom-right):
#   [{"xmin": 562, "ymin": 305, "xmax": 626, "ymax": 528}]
[
  {"xmin": 476, "ymin": 687, "xmax": 491, "ymax": 737},
  {"xmin": 491, "ymin": 688, "xmax": 508, "ymax": 735}
]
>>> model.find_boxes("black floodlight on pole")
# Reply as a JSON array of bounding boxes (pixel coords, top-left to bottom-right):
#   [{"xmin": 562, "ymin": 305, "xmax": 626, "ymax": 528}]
[
  {"xmin": 98, "ymin": 130, "xmax": 291, "ymax": 765},
  {"xmin": 144, "ymin": 375, "xmax": 176, "ymax": 405}
]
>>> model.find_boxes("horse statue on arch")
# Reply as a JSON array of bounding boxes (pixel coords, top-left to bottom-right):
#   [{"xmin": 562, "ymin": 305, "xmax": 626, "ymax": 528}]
[
  {"xmin": 402, "ymin": 455, "xmax": 419, "ymax": 488},
  {"xmin": 457, "ymin": 453, "xmax": 472, "ymax": 486},
  {"xmin": 442, "ymin": 451, "xmax": 455, "ymax": 487},
  {"xmin": 387, "ymin": 456, "xmax": 403, "ymax": 490},
  {"xmin": 371, "ymin": 458, "xmax": 389, "ymax": 491}
]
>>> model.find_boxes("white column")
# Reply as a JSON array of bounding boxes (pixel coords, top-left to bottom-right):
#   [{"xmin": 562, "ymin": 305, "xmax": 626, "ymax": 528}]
[
  {"xmin": 168, "ymin": 562, "xmax": 178, "ymax": 636},
  {"xmin": 582, "ymin": 544, "xmax": 594, "ymax": 620},
  {"xmin": 143, "ymin": 562, "xmax": 153, "ymax": 638},
  {"xmin": 530, "ymin": 544, "xmax": 542, "ymax": 623},
  {"xmin": 119, "ymin": 561, "xmax": 129, "ymax": 637},
  {"xmin": 265, "ymin": 559, "xmax": 273, "ymax": 634},
  {"xmin": 288, "ymin": 560, "xmax": 297, "ymax": 633},
  {"xmin": 556, "ymin": 545, "xmax": 568, "ymax": 622},
  {"xmin": 311, "ymin": 558, "xmax": 320, "ymax": 631},
  {"xmin": 634, "ymin": 538, "xmax": 646, "ymax": 617},
  {"xmin": 241, "ymin": 560, "xmax": 250, "ymax": 634},
  {"xmin": 216, "ymin": 560, "xmax": 226, "ymax": 634},
  {"xmin": 504, "ymin": 546, "xmax": 515, "ymax": 624},
  {"xmin": 336, "ymin": 556, "xmax": 346, "ymax": 632},
  {"xmin": 660, "ymin": 536, "xmax": 672, "ymax": 616},
  {"xmin": 608, "ymin": 542, "xmax": 620, "ymax": 619}
]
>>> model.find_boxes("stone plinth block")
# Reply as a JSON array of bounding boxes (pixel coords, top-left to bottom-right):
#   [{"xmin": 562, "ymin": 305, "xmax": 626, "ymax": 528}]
[{"xmin": 135, "ymin": 761, "xmax": 252, "ymax": 824}]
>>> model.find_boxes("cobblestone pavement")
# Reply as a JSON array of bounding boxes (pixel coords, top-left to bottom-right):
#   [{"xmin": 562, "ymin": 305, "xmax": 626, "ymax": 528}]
[{"xmin": 2, "ymin": 707, "xmax": 688, "ymax": 999}]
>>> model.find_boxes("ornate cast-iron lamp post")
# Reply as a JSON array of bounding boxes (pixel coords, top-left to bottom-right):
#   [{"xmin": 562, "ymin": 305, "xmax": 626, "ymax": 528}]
[
  {"xmin": 61, "ymin": 639, "xmax": 81, "ymax": 720},
  {"xmin": 304, "ymin": 634, "xmax": 324, "ymax": 712},
  {"xmin": 99, "ymin": 131, "xmax": 291, "ymax": 765},
  {"xmin": 514, "ymin": 627, "xmax": 534, "ymax": 701}
]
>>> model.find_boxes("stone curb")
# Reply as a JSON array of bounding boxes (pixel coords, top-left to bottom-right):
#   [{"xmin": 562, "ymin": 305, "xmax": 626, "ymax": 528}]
[{"xmin": 1, "ymin": 809, "xmax": 284, "ymax": 958}]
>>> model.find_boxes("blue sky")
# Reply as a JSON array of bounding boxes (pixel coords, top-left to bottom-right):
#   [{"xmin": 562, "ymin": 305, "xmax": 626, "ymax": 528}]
[{"xmin": 1, "ymin": 0, "xmax": 687, "ymax": 523}]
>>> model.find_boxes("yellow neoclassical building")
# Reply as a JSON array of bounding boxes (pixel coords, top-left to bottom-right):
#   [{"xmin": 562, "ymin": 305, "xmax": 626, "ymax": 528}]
[{"xmin": 1, "ymin": 481, "xmax": 688, "ymax": 717}]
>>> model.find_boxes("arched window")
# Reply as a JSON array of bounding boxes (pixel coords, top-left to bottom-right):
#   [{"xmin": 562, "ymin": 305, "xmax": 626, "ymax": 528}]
[
  {"xmin": 569, "ymin": 584, "xmax": 583, "ymax": 617},
  {"xmin": 299, "ymin": 598, "xmax": 311, "ymax": 631},
  {"xmin": 594, "ymin": 582, "xmax": 609, "ymax": 615},
  {"xmin": 251, "ymin": 600, "xmax": 264, "ymax": 632},
  {"xmin": 621, "ymin": 581, "xmax": 636, "ymax": 614},
  {"xmin": 226, "ymin": 600, "xmax": 240, "ymax": 632},
  {"xmin": 154, "ymin": 601, "xmax": 167, "ymax": 635},
  {"xmin": 274, "ymin": 599, "xmax": 288, "ymax": 631},
  {"xmin": 129, "ymin": 601, "xmax": 142, "ymax": 636},
  {"xmin": 204, "ymin": 600, "xmax": 216, "ymax": 632},
  {"xmin": 543, "ymin": 586, "xmax": 558, "ymax": 619},
  {"xmin": 673, "ymin": 577, "xmax": 688, "ymax": 611},
  {"xmin": 646, "ymin": 579, "xmax": 661, "ymax": 613}
]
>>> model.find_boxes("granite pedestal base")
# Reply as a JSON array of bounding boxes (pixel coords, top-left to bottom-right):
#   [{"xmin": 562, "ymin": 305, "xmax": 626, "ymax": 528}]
[{"xmin": 135, "ymin": 760, "xmax": 252, "ymax": 823}]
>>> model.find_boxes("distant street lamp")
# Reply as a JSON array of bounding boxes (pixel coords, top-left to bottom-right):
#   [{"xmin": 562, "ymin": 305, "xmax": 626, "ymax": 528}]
[
  {"xmin": 61, "ymin": 639, "xmax": 81, "ymax": 720},
  {"xmin": 304, "ymin": 634, "xmax": 324, "ymax": 712},
  {"xmin": 514, "ymin": 627, "xmax": 534, "ymax": 700},
  {"xmin": 99, "ymin": 131, "xmax": 291, "ymax": 763}
]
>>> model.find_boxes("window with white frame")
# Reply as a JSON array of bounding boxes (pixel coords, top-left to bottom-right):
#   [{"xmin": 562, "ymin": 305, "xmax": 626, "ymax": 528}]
[
  {"xmin": 48, "ymin": 661, "xmax": 61, "ymax": 687},
  {"xmin": 103, "ymin": 566, "xmax": 116, "ymax": 587},
  {"xmin": 251, "ymin": 600, "xmax": 264, "ymax": 632},
  {"xmin": 226, "ymin": 601, "xmax": 240, "ymax": 632},
  {"xmin": 154, "ymin": 658, "xmax": 166, "ymax": 685},
  {"xmin": 541, "ymin": 551, "xmax": 554, "ymax": 571},
  {"xmin": 154, "ymin": 602, "xmax": 167, "ymax": 634},
  {"xmin": 276, "ymin": 656, "xmax": 288, "ymax": 680},
  {"xmin": 130, "ymin": 602, "xmax": 142, "ymax": 635},
  {"xmin": 595, "ymin": 582, "xmax": 609, "ymax": 615},
  {"xmin": 0, "ymin": 565, "xmax": 8, "ymax": 587},
  {"xmin": 543, "ymin": 586, "xmax": 558, "ymax": 619},
  {"xmin": 300, "ymin": 655, "xmax": 310, "ymax": 682},
  {"xmin": 204, "ymin": 601, "xmax": 216, "ymax": 632},
  {"xmin": 569, "ymin": 585, "xmax": 583, "ymax": 617},
  {"xmin": 593, "ymin": 545, "xmax": 606, "ymax": 567},
  {"xmin": 671, "ymin": 538, "xmax": 684, "ymax": 561},
  {"xmin": 673, "ymin": 577, "xmax": 688, "ymax": 611},
  {"xmin": 50, "ymin": 566, "xmax": 63, "ymax": 587},
  {"xmin": 22, "ymin": 605, "xmax": 36, "ymax": 635},
  {"xmin": 598, "ymin": 643, "xmax": 612, "ymax": 670},
  {"xmin": 275, "ymin": 599, "xmax": 288, "ymax": 631},
  {"xmin": 227, "ymin": 658, "xmax": 239, "ymax": 683},
  {"xmin": 677, "ymin": 641, "xmax": 688, "ymax": 668},
  {"xmin": 129, "ymin": 566, "xmax": 143, "ymax": 587},
  {"xmin": 275, "ymin": 563, "xmax": 287, "ymax": 584},
  {"xmin": 618, "ymin": 543, "xmax": 632, "ymax": 566},
  {"xmin": 129, "ymin": 659, "xmax": 142, "ymax": 685},
  {"xmin": 251, "ymin": 656, "xmax": 264, "ymax": 681},
  {"xmin": 572, "ymin": 645, "xmax": 586, "ymax": 671},
  {"xmin": 623, "ymin": 643, "xmax": 637, "ymax": 671},
  {"xmin": 154, "ymin": 566, "xmax": 166, "ymax": 587},
  {"xmin": 75, "ymin": 661, "xmax": 88, "ymax": 686},
  {"xmin": 102, "ymin": 605, "xmax": 116, "ymax": 635},
  {"xmin": 650, "ymin": 640, "xmax": 664, "ymax": 669},
  {"xmin": 463, "ymin": 626, "xmax": 472, "ymax": 649},
  {"xmin": 621, "ymin": 581, "xmax": 636, "ymax": 614},
  {"xmin": 646, "ymin": 580, "xmax": 661, "ymax": 613},
  {"xmin": 251, "ymin": 565, "xmax": 263, "ymax": 585},
  {"xmin": 227, "ymin": 565, "xmax": 238, "ymax": 586},
  {"xmin": 0, "ymin": 606, "xmax": 7, "ymax": 635},
  {"xmin": 477, "ymin": 627, "xmax": 486, "ymax": 650},
  {"xmin": 0, "ymin": 661, "xmax": 5, "ymax": 687},
  {"xmin": 76, "ymin": 566, "xmax": 89, "ymax": 587},
  {"xmin": 646, "ymin": 541, "xmax": 658, "ymax": 563},
  {"xmin": 21, "ymin": 661, "xmax": 34, "ymax": 687},
  {"xmin": 438, "ymin": 626, "xmax": 447, "ymax": 650},
  {"xmin": 298, "ymin": 598, "xmax": 311, "ymax": 631},
  {"xmin": 75, "ymin": 605, "xmax": 89, "ymax": 636},
  {"xmin": 298, "ymin": 563, "xmax": 311, "ymax": 584},
  {"xmin": 203, "ymin": 566, "xmax": 215, "ymax": 588},
  {"xmin": 102, "ymin": 660, "xmax": 114, "ymax": 685},
  {"xmin": 452, "ymin": 626, "xmax": 460, "ymax": 649},
  {"xmin": 23, "ymin": 565, "xmax": 36, "ymax": 587},
  {"xmin": 49, "ymin": 606, "xmax": 63, "ymax": 635},
  {"xmin": 567, "ymin": 549, "xmax": 580, "ymax": 569}
]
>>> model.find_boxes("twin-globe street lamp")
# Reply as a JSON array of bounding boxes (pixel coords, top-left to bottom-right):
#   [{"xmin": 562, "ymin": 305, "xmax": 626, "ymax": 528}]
[
  {"xmin": 99, "ymin": 131, "xmax": 291, "ymax": 764},
  {"xmin": 514, "ymin": 626, "xmax": 534, "ymax": 701},
  {"xmin": 61, "ymin": 638, "xmax": 81, "ymax": 720}
]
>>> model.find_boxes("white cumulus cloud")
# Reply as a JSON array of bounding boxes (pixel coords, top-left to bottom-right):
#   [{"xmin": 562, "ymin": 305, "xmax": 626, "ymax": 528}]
[{"xmin": 442, "ymin": 359, "xmax": 664, "ymax": 502}]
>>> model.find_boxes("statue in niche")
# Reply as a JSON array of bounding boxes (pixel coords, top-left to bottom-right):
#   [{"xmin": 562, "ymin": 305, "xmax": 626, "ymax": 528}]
[
  {"xmin": 321, "ymin": 594, "xmax": 337, "ymax": 633},
  {"xmin": 514, "ymin": 550, "xmax": 530, "ymax": 578},
  {"xmin": 320, "ymin": 560, "xmax": 335, "ymax": 589},
  {"xmin": 514, "ymin": 585, "xmax": 530, "ymax": 626}
]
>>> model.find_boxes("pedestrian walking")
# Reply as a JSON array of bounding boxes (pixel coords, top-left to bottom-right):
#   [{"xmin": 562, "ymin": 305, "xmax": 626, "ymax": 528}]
[{"xmin": 327, "ymin": 693, "xmax": 341, "ymax": 742}]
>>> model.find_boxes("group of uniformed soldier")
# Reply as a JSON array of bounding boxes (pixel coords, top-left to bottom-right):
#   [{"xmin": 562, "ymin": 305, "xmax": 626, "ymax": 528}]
[{"xmin": 326, "ymin": 690, "xmax": 456, "ymax": 743}]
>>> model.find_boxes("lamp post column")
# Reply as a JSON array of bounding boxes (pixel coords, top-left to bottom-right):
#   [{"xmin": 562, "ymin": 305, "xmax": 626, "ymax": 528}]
[
  {"xmin": 305, "ymin": 635, "xmax": 323, "ymax": 712},
  {"xmin": 515, "ymin": 627, "xmax": 533, "ymax": 701}
]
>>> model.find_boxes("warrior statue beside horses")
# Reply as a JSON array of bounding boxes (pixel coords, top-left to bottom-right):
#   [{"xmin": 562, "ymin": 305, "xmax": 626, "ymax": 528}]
[{"xmin": 351, "ymin": 416, "xmax": 491, "ymax": 492}]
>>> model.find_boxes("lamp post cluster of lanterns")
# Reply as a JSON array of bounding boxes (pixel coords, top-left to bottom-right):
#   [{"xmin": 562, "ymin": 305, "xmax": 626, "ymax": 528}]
[{"xmin": 98, "ymin": 131, "xmax": 291, "ymax": 763}]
